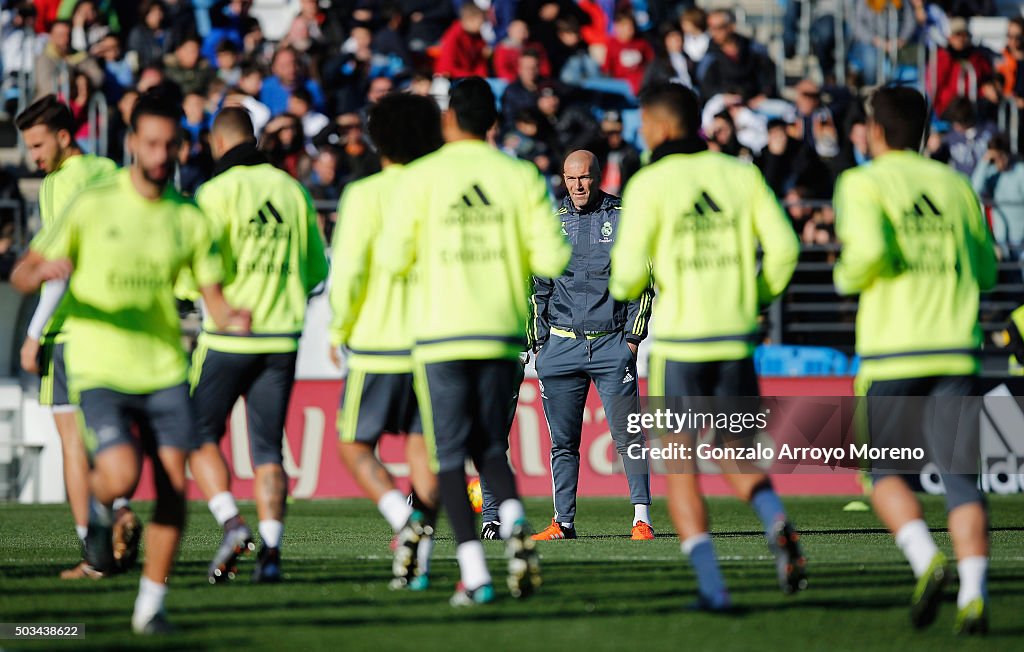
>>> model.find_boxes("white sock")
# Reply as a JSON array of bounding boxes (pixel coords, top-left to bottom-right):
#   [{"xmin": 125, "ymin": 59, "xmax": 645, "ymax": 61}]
[
  {"xmin": 208, "ymin": 491, "xmax": 239, "ymax": 527},
  {"xmin": 456, "ymin": 540, "xmax": 491, "ymax": 590},
  {"xmin": 497, "ymin": 499, "xmax": 525, "ymax": 540},
  {"xmin": 417, "ymin": 535, "xmax": 435, "ymax": 575},
  {"xmin": 957, "ymin": 556, "xmax": 988, "ymax": 608},
  {"xmin": 258, "ymin": 520, "xmax": 283, "ymax": 549},
  {"xmin": 378, "ymin": 489, "xmax": 413, "ymax": 532},
  {"xmin": 112, "ymin": 497, "xmax": 130, "ymax": 512},
  {"xmin": 75, "ymin": 525, "xmax": 88, "ymax": 543},
  {"xmin": 132, "ymin": 576, "xmax": 167, "ymax": 631},
  {"xmin": 633, "ymin": 504, "xmax": 651, "ymax": 526},
  {"xmin": 895, "ymin": 519, "xmax": 939, "ymax": 578}
]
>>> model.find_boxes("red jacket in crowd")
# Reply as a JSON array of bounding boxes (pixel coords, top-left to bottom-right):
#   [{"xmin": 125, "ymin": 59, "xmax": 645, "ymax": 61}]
[
  {"xmin": 603, "ymin": 37, "xmax": 654, "ymax": 94},
  {"xmin": 435, "ymin": 21, "xmax": 489, "ymax": 79},
  {"xmin": 930, "ymin": 46, "xmax": 994, "ymax": 117}
]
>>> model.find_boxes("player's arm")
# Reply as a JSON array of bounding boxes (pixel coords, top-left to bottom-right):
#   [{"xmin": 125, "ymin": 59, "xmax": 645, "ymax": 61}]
[
  {"xmin": 20, "ymin": 278, "xmax": 68, "ymax": 373},
  {"xmin": 833, "ymin": 172, "xmax": 890, "ymax": 296},
  {"xmin": 964, "ymin": 178, "xmax": 997, "ymax": 292},
  {"xmin": 377, "ymin": 171, "xmax": 420, "ymax": 278},
  {"xmin": 520, "ymin": 166, "xmax": 571, "ymax": 279},
  {"xmin": 302, "ymin": 187, "xmax": 330, "ymax": 294},
  {"xmin": 328, "ymin": 185, "xmax": 373, "ymax": 358},
  {"xmin": 751, "ymin": 171, "xmax": 800, "ymax": 305},
  {"xmin": 529, "ymin": 275, "xmax": 553, "ymax": 352},
  {"xmin": 624, "ymin": 263, "xmax": 654, "ymax": 343},
  {"xmin": 10, "ymin": 208, "xmax": 77, "ymax": 295},
  {"xmin": 188, "ymin": 211, "xmax": 250, "ymax": 333},
  {"xmin": 610, "ymin": 174, "xmax": 658, "ymax": 301}
]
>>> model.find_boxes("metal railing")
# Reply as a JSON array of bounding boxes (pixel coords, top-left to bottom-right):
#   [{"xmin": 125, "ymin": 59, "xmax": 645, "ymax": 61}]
[
  {"xmin": 998, "ymin": 98, "xmax": 1020, "ymax": 155},
  {"xmin": 84, "ymin": 92, "xmax": 109, "ymax": 158},
  {"xmin": 956, "ymin": 60, "xmax": 978, "ymax": 103},
  {"xmin": 13, "ymin": 32, "xmax": 38, "ymax": 168}
]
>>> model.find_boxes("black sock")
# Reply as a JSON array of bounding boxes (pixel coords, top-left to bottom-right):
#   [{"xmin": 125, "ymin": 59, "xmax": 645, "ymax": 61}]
[{"xmin": 439, "ymin": 469, "xmax": 477, "ymax": 545}]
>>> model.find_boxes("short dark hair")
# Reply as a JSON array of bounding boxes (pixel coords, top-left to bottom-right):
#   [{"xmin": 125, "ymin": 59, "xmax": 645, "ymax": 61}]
[
  {"xmin": 15, "ymin": 94, "xmax": 75, "ymax": 134},
  {"xmin": 212, "ymin": 106, "xmax": 255, "ymax": 140},
  {"xmin": 448, "ymin": 77, "xmax": 497, "ymax": 138},
  {"xmin": 638, "ymin": 83, "xmax": 700, "ymax": 137},
  {"xmin": 130, "ymin": 89, "xmax": 184, "ymax": 131},
  {"xmin": 368, "ymin": 93, "xmax": 443, "ymax": 165},
  {"xmin": 941, "ymin": 96, "xmax": 976, "ymax": 127},
  {"xmin": 988, "ymin": 132, "xmax": 1011, "ymax": 154},
  {"xmin": 867, "ymin": 86, "xmax": 929, "ymax": 151}
]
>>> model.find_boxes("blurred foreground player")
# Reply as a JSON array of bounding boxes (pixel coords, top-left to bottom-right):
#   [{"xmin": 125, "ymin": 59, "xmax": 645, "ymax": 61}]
[
  {"xmin": 182, "ymin": 107, "xmax": 329, "ymax": 583},
  {"xmin": 329, "ymin": 92, "xmax": 443, "ymax": 589},
  {"xmin": 13, "ymin": 95, "xmax": 140, "ymax": 579},
  {"xmin": 610, "ymin": 84, "xmax": 806, "ymax": 610},
  {"xmin": 381, "ymin": 77, "xmax": 571, "ymax": 606},
  {"xmin": 11, "ymin": 92, "xmax": 250, "ymax": 633},
  {"xmin": 833, "ymin": 86, "xmax": 996, "ymax": 635}
]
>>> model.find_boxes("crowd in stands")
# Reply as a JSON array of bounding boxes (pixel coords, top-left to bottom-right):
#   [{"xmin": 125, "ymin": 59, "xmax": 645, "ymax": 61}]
[{"xmin": 0, "ymin": 0, "xmax": 1023, "ymax": 252}]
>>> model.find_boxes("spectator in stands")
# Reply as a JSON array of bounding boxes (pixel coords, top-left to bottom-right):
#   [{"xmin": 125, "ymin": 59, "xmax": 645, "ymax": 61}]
[
  {"xmin": 305, "ymin": 145, "xmax": 344, "ymax": 205},
  {"xmin": 502, "ymin": 108, "xmax": 555, "ymax": 172},
  {"xmin": 602, "ymin": 11, "xmax": 653, "ymax": 95},
  {"xmin": 434, "ymin": 2, "xmax": 489, "ymax": 79},
  {"xmin": 400, "ymin": 0, "xmax": 454, "ymax": 53},
  {"xmin": 596, "ymin": 110, "xmax": 640, "ymax": 196},
  {"xmin": 282, "ymin": 0, "xmax": 328, "ymax": 56},
  {"xmin": 2, "ymin": 3, "xmax": 36, "ymax": 113},
  {"xmin": 534, "ymin": 81, "xmax": 602, "ymax": 160},
  {"xmin": 93, "ymin": 33, "xmax": 132, "ymax": 101},
  {"xmin": 996, "ymin": 17, "xmax": 1023, "ymax": 106},
  {"xmin": 34, "ymin": 19, "xmax": 104, "ymax": 100},
  {"xmin": 831, "ymin": 112, "xmax": 871, "ymax": 176},
  {"xmin": 784, "ymin": 0, "xmax": 839, "ymax": 80},
  {"xmin": 331, "ymin": 112, "xmax": 380, "ymax": 184},
  {"xmin": 0, "ymin": 165, "xmax": 24, "ymax": 280},
  {"xmin": 707, "ymin": 110, "xmax": 753, "ymax": 159},
  {"xmin": 260, "ymin": 112, "xmax": 310, "ymax": 180},
  {"xmin": 176, "ymin": 126, "xmax": 208, "ymax": 195},
  {"xmin": 127, "ymin": 0, "xmax": 170, "ymax": 69},
  {"xmin": 501, "ymin": 49, "xmax": 544, "ymax": 132},
  {"xmin": 33, "ymin": 0, "xmax": 61, "ymax": 34},
  {"xmin": 372, "ymin": 5, "xmax": 413, "ymax": 71},
  {"xmin": 260, "ymin": 45, "xmax": 325, "ymax": 116},
  {"xmin": 164, "ymin": 32, "xmax": 215, "ymax": 95},
  {"xmin": 701, "ymin": 91, "xmax": 769, "ymax": 154},
  {"xmin": 203, "ymin": 0, "xmax": 259, "ymax": 64},
  {"xmin": 494, "ymin": 19, "xmax": 551, "ymax": 82},
  {"xmin": 224, "ymin": 86, "xmax": 270, "ymax": 136},
  {"xmin": 758, "ymin": 118, "xmax": 834, "ymax": 199},
  {"xmin": 555, "ymin": 17, "xmax": 602, "ymax": 85},
  {"xmin": 846, "ymin": 0, "xmax": 916, "ymax": 86},
  {"xmin": 931, "ymin": 96, "xmax": 996, "ymax": 175},
  {"xmin": 135, "ymin": 62, "xmax": 165, "ymax": 92},
  {"xmin": 929, "ymin": 17, "xmax": 994, "ymax": 118},
  {"xmin": 70, "ymin": 0, "xmax": 109, "ymax": 54},
  {"xmin": 789, "ymin": 79, "xmax": 840, "ymax": 158},
  {"xmin": 322, "ymin": 27, "xmax": 373, "ymax": 116},
  {"xmin": 702, "ymin": 12, "xmax": 776, "ymax": 103},
  {"xmin": 910, "ymin": 0, "xmax": 951, "ymax": 50},
  {"xmin": 972, "ymin": 133, "xmax": 1024, "ymax": 254},
  {"xmin": 680, "ymin": 6, "xmax": 711, "ymax": 80},
  {"xmin": 215, "ymin": 39, "xmax": 242, "ymax": 86},
  {"xmin": 288, "ymin": 87, "xmax": 329, "ymax": 145},
  {"xmin": 640, "ymin": 24, "xmax": 693, "ymax": 91}
]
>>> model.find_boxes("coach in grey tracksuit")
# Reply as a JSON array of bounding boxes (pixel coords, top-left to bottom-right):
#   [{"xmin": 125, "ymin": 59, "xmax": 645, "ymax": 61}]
[{"xmin": 530, "ymin": 150, "xmax": 654, "ymax": 535}]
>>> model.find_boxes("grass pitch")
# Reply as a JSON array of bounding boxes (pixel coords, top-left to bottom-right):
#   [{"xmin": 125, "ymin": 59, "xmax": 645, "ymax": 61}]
[{"xmin": 2, "ymin": 496, "xmax": 1023, "ymax": 651}]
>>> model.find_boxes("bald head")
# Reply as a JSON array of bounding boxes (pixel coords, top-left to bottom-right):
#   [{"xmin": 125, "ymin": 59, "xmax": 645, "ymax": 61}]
[
  {"xmin": 563, "ymin": 150, "xmax": 601, "ymax": 210},
  {"xmin": 211, "ymin": 106, "xmax": 256, "ymax": 159}
]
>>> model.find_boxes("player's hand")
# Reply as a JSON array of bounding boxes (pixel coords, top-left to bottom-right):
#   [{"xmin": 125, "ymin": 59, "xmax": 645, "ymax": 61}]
[
  {"xmin": 329, "ymin": 344, "xmax": 342, "ymax": 369},
  {"xmin": 20, "ymin": 337, "xmax": 41, "ymax": 375},
  {"xmin": 628, "ymin": 341, "xmax": 639, "ymax": 358},
  {"xmin": 36, "ymin": 258, "xmax": 73, "ymax": 283},
  {"xmin": 227, "ymin": 308, "xmax": 252, "ymax": 334}
]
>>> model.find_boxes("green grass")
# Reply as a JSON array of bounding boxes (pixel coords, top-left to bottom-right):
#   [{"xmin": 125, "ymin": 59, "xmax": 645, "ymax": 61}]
[{"xmin": 2, "ymin": 496, "xmax": 1023, "ymax": 651}]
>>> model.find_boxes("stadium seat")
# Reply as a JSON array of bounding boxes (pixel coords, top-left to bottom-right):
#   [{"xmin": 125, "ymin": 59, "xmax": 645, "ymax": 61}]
[
  {"xmin": 580, "ymin": 78, "xmax": 636, "ymax": 103},
  {"xmin": 755, "ymin": 344, "xmax": 851, "ymax": 377}
]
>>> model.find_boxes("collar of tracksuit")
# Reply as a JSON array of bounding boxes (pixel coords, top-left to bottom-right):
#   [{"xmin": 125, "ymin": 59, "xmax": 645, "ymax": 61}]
[
  {"xmin": 212, "ymin": 142, "xmax": 268, "ymax": 177},
  {"xmin": 650, "ymin": 137, "xmax": 708, "ymax": 163},
  {"xmin": 559, "ymin": 190, "xmax": 617, "ymax": 216}
]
